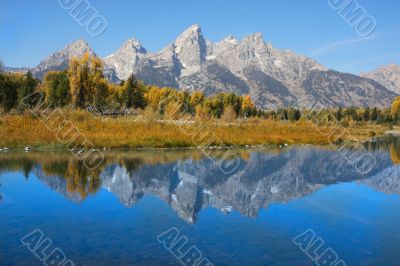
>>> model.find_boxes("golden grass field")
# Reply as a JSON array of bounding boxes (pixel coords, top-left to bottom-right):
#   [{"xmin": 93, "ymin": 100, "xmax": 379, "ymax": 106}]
[{"xmin": 0, "ymin": 110, "xmax": 390, "ymax": 149}]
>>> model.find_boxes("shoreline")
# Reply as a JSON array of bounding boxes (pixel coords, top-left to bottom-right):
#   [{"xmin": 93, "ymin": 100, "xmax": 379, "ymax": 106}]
[
  {"xmin": 385, "ymin": 130, "xmax": 400, "ymax": 135},
  {"xmin": 0, "ymin": 143, "xmax": 313, "ymax": 151},
  {"xmin": 0, "ymin": 134, "xmax": 374, "ymax": 151},
  {"xmin": 0, "ymin": 135, "xmax": 379, "ymax": 152}
]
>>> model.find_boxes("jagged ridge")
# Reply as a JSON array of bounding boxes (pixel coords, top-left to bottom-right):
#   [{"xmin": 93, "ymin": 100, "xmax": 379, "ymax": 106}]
[{"xmin": 30, "ymin": 25, "xmax": 399, "ymax": 109}]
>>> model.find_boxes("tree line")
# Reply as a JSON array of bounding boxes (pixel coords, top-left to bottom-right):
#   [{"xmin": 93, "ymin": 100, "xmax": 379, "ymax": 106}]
[
  {"xmin": 0, "ymin": 53, "xmax": 257, "ymax": 120},
  {"xmin": 1, "ymin": 55, "xmax": 400, "ymax": 124}
]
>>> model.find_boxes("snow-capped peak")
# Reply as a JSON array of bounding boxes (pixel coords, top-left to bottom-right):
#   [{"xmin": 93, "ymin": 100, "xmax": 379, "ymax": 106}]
[
  {"xmin": 123, "ymin": 38, "xmax": 146, "ymax": 51},
  {"xmin": 223, "ymin": 35, "xmax": 239, "ymax": 45}
]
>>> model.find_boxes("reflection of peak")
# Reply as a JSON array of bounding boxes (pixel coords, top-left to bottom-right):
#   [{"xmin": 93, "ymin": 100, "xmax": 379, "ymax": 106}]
[
  {"xmin": 35, "ymin": 168, "xmax": 84, "ymax": 203},
  {"xmin": 171, "ymin": 178, "xmax": 202, "ymax": 223},
  {"xmin": 99, "ymin": 149, "xmax": 392, "ymax": 222},
  {"xmin": 101, "ymin": 166, "xmax": 144, "ymax": 207},
  {"xmin": 28, "ymin": 146, "xmax": 394, "ymax": 224},
  {"xmin": 361, "ymin": 165, "xmax": 400, "ymax": 195}
]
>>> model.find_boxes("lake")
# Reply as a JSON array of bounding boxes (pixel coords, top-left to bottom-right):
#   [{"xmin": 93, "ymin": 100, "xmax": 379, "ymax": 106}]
[{"xmin": 1, "ymin": 137, "xmax": 400, "ymax": 266}]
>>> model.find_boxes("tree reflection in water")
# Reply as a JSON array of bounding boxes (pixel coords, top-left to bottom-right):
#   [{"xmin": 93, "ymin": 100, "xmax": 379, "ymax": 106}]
[{"xmin": 0, "ymin": 140, "xmax": 399, "ymax": 223}]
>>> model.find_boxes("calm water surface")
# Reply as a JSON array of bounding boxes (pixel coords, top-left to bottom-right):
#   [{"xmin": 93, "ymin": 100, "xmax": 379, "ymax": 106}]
[{"xmin": 1, "ymin": 138, "xmax": 400, "ymax": 266}]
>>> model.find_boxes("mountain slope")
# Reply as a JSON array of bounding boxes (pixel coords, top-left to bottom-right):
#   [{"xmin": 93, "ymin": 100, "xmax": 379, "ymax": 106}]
[
  {"xmin": 361, "ymin": 64, "xmax": 400, "ymax": 95},
  {"xmin": 301, "ymin": 70, "xmax": 397, "ymax": 108},
  {"xmin": 32, "ymin": 39, "xmax": 94, "ymax": 79},
  {"xmin": 31, "ymin": 39, "xmax": 119, "ymax": 82}
]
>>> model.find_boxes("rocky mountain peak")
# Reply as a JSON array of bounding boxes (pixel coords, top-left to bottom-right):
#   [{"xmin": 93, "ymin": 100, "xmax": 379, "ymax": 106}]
[
  {"xmin": 67, "ymin": 38, "xmax": 90, "ymax": 48},
  {"xmin": 361, "ymin": 64, "xmax": 400, "ymax": 94},
  {"xmin": 173, "ymin": 24, "xmax": 207, "ymax": 74},
  {"xmin": 181, "ymin": 24, "xmax": 201, "ymax": 34},
  {"xmin": 103, "ymin": 38, "xmax": 148, "ymax": 81},
  {"xmin": 242, "ymin": 32, "xmax": 265, "ymax": 45},
  {"xmin": 363, "ymin": 63, "xmax": 400, "ymax": 73},
  {"xmin": 386, "ymin": 63, "xmax": 400, "ymax": 69},
  {"xmin": 223, "ymin": 35, "xmax": 239, "ymax": 45},
  {"xmin": 121, "ymin": 38, "xmax": 146, "ymax": 53},
  {"xmin": 174, "ymin": 24, "xmax": 204, "ymax": 50},
  {"xmin": 62, "ymin": 39, "xmax": 94, "ymax": 57},
  {"xmin": 31, "ymin": 39, "xmax": 95, "ymax": 79},
  {"xmin": 234, "ymin": 32, "xmax": 270, "ymax": 60},
  {"xmin": 210, "ymin": 35, "xmax": 239, "ymax": 56}
]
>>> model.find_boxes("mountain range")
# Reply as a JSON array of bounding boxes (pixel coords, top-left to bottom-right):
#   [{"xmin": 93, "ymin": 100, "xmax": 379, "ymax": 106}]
[{"xmin": 21, "ymin": 24, "xmax": 400, "ymax": 109}]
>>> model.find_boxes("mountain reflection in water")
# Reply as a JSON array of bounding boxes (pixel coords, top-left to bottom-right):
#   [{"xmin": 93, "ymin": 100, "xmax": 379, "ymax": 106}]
[{"xmin": 1, "ymin": 137, "xmax": 399, "ymax": 224}]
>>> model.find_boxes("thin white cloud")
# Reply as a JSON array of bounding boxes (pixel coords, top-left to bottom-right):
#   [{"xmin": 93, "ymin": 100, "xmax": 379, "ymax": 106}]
[{"xmin": 308, "ymin": 35, "xmax": 376, "ymax": 56}]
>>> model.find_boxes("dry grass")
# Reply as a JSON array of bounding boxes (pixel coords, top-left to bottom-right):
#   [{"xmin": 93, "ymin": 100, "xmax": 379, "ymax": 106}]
[{"xmin": 0, "ymin": 111, "xmax": 390, "ymax": 149}]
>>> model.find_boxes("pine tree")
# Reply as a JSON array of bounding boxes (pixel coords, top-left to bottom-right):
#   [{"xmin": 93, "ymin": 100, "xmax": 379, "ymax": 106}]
[
  {"xmin": 0, "ymin": 73, "xmax": 4, "ymax": 109},
  {"xmin": 363, "ymin": 107, "xmax": 370, "ymax": 122},
  {"xmin": 17, "ymin": 71, "xmax": 38, "ymax": 109},
  {"xmin": 122, "ymin": 75, "xmax": 134, "ymax": 108},
  {"xmin": 122, "ymin": 74, "xmax": 146, "ymax": 109},
  {"xmin": 57, "ymin": 71, "xmax": 70, "ymax": 106},
  {"xmin": 335, "ymin": 107, "xmax": 343, "ymax": 121},
  {"xmin": 94, "ymin": 80, "xmax": 109, "ymax": 109},
  {"xmin": 44, "ymin": 71, "xmax": 70, "ymax": 107},
  {"xmin": 0, "ymin": 73, "xmax": 18, "ymax": 111},
  {"xmin": 347, "ymin": 106, "xmax": 359, "ymax": 121},
  {"xmin": 132, "ymin": 82, "xmax": 146, "ymax": 109},
  {"xmin": 370, "ymin": 107, "xmax": 378, "ymax": 122},
  {"xmin": 277, "ymin": 109, "xmax": 288, "ymax": 120}
]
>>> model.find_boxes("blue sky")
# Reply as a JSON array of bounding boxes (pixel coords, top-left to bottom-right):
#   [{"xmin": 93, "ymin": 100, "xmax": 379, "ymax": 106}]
[{"xmin": 1, "ymin": 0, "xmax": 399, "ymax": 74}]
